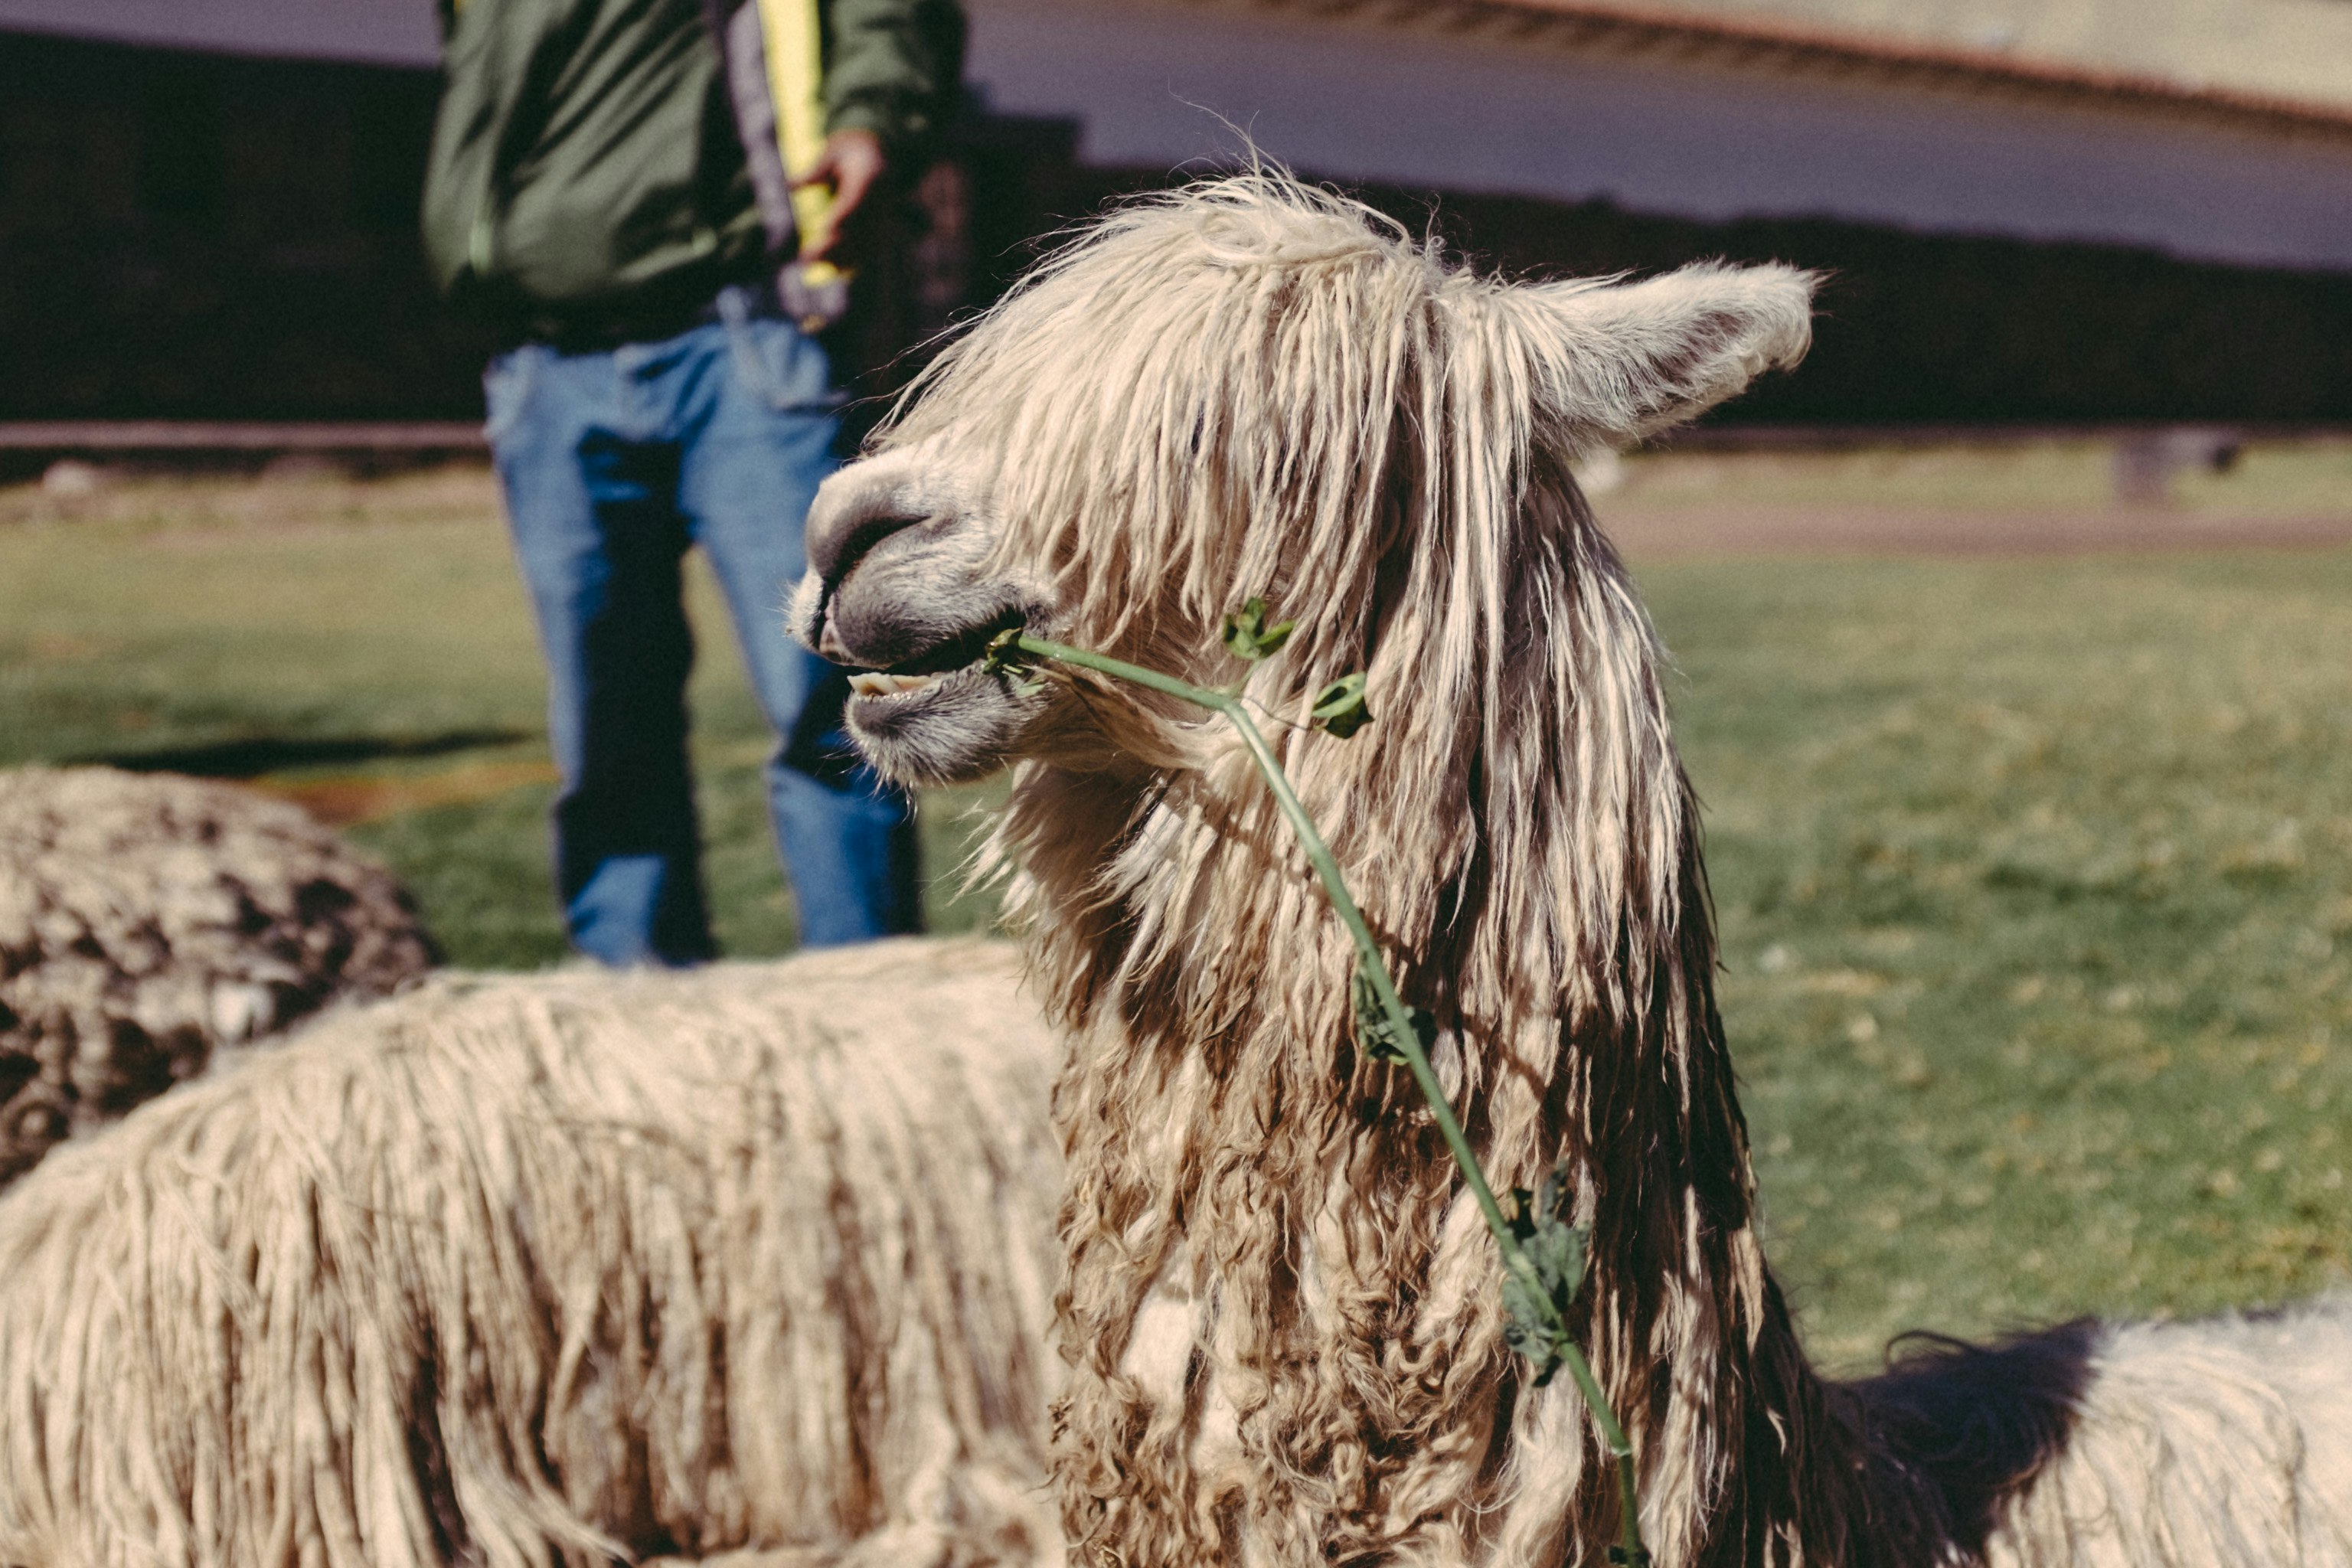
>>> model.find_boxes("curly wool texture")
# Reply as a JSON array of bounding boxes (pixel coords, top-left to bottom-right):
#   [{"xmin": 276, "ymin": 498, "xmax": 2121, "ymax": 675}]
[
  {"xmin": 0, "ymin": 766, "xmax": 435, "ymax": 1184},
  {"xmin": 0, "ymin": 940, "xmax": 1063, "ymax": 1568}
]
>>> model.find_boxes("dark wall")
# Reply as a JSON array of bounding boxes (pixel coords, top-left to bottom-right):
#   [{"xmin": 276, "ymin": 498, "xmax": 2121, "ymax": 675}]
[
  {"xmin": 0, "ymin": 31, "xmax": 495, "ymax": 420},
  {"xmin": 5, "ymin": 28, "xmax": 2350, "ymax": 426},
  {"xmin": 1399, "ymin": 193, "xmax": 2352, "ymax": 426},
  {"xmin": 958, "ymin": 139, "xmax": 2352, "ymax": 427}
]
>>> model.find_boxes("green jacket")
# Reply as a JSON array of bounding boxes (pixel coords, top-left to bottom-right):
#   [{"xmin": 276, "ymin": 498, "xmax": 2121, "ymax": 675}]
[{"xmin": 423, "ymin": 0, "xmax": 962, "ymax": 322}]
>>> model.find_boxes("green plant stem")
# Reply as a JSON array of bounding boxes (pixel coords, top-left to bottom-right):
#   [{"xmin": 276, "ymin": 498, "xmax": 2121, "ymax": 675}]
[{"xmin": 1011, "ymin": 633, "xmax": 1647, "ymax": 1566}]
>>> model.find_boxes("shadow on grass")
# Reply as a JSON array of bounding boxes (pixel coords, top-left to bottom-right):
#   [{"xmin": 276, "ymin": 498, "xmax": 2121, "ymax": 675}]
[{"xmin": 82, "ymin": 728, "xmax": 532, "ymax": 778}]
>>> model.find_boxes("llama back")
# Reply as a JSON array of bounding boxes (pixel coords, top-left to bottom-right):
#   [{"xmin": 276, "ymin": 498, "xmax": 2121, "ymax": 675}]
[
  {"xmin": 1978, "ymin": 1303, "xmax": 2352, "ymax": 1568},
  {"xmin": 0, "ymin": 939, "xmax": 1063, "ymax": 1568}
]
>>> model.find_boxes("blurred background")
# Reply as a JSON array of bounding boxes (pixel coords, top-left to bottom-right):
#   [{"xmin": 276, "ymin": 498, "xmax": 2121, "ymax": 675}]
[{"xmin": 0, "ymin": 0, "xmax": 2347, "ymax": 1361}]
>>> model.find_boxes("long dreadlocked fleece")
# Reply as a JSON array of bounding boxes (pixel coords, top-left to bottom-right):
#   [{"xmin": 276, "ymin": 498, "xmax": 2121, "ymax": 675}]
[{"xmin": 0, "ymin": 941, "xmax": 1063, "ymax": 1568}]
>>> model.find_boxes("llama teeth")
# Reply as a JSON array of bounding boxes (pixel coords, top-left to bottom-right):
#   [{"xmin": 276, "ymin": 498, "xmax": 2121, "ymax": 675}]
[{"xmin": 849, "ymin": 671, "xmax": 944, "ymax": 698}]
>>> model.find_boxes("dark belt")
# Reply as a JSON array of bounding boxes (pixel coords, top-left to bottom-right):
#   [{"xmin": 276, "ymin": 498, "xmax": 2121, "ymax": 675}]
[{"xmin": 508, "ymin": 275, "xmax": 786, "ymax": 356}]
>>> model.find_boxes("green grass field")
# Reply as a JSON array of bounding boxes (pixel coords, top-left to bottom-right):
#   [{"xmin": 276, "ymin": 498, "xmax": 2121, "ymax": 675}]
[{"xmin": 2, "ymin": 455, "xmax": 2347, "ymax": 1364}]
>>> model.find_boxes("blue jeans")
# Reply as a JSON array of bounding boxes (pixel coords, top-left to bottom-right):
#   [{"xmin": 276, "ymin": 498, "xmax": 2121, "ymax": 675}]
[{"xmin": 485, "ymin": 289, "xmax": 919, "ymax": 965}]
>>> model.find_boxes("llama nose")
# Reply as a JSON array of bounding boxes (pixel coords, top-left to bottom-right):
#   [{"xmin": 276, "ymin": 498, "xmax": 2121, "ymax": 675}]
[
  {"xmin": 816, "ymin": 613, "xmax": 853, "ymax": 664},
  {"xmin": 805, "ymin": 479, "xmax": 926, "ymax": 587}
]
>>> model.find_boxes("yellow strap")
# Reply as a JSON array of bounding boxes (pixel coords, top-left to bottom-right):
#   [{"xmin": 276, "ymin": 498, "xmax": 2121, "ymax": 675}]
[{"xmin": 754, "ymin": 0, "xmax": 839, "ymax": 275}]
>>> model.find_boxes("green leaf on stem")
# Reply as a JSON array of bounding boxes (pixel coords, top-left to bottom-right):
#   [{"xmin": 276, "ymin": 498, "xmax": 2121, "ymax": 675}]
[
  {"xmin": 1499, "ymin": 1163, "xmax": 1587, "ymax": 1386},
  {"xmin": 1499, "ymin": 1272, "xmax": 1563, "ymax": 1383},
  {"xmin": 1221, "ymin": 598, "xmax": 1295, "ymax": 662},
  {"xmin": 982, "ymin": 626, "xmax": 1047, "ymax": 696},
  {"xmin": 1351, "ymin": 959, "xmax": 1436, "ymax": 1065},
  {"xmin": 1312, "ymin": 672, "xmax": 1372, "ymax": 738}
]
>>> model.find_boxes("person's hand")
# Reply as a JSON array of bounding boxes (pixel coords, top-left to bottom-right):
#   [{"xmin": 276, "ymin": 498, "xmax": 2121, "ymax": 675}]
[{"xmin": 792, "ymin": 128, "xmax": 887, "ymax": 263}]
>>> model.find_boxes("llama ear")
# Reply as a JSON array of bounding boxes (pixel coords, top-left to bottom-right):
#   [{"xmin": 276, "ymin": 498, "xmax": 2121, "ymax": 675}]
[{"xmin": 1517, "ymin": 263, "xmax": 1817, "ymax": 450}]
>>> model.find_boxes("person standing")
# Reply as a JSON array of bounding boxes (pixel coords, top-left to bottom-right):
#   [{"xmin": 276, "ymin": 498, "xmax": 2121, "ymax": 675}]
[{"xmin": 423, "ymin": 0, "xmax": 963, "ymax": 964}]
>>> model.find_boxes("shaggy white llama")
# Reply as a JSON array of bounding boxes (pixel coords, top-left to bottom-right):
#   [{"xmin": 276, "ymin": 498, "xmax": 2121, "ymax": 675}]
[
  {"xmin": 0, "ymin": 940, "xmax": 1063, "ymax": 1567},
  {"xmin": 794, "ymin": 174, "xmax": 2352, "ymax": 1567},
  {"xmin": 0, "ymin": 766, "xmax": 435, "ymax": 1185}
]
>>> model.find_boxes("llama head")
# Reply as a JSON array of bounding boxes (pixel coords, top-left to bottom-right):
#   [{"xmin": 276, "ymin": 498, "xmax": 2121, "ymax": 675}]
[{"xmin": 793, "ymin": 174, "xmax": 1811, "ymax": 798}]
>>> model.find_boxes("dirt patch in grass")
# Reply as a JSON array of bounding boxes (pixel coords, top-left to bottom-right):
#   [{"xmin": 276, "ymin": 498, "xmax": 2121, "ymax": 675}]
[{"xmin": 254, "ymin": 759, "xmax": 561, "ymax": 827}]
